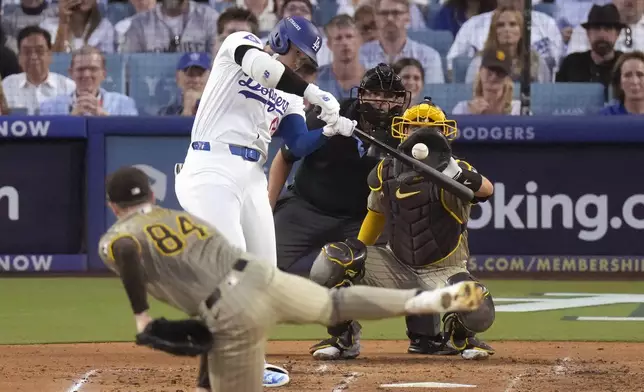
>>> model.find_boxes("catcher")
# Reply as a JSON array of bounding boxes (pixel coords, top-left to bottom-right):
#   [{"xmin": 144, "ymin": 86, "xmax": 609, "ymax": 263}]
[
  {"xmin": 98, "ymin": 166, "xmax": 485, "ymax": 391},
  {"xmin": 309, "ymin": 99, "xmax": 497, "ymax": 360}
]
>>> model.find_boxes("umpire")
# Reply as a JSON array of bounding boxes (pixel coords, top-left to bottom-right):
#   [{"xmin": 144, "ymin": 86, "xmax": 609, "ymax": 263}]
[
  {"xmin": 268, "ymin": 64, "xmax": 458, "ymax": 358},
  {"xmin": 269, "ymin": 63, "xmax": 407, "ymax": 273}
]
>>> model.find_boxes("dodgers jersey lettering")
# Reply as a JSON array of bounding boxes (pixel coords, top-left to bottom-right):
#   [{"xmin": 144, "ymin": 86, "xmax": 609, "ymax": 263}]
[
  {"xmin": 190, "ymin": 31, "xmax": 306, "ymax": 158},
  {"xmin": 98, "ymin": 205, "xmax": 243, "ymax": 316}
]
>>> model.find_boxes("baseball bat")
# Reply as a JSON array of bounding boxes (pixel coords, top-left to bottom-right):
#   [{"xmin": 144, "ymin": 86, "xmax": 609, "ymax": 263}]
[{"xmin": 353, "ymin": 128, "xmax": 475, "ymax": 202}]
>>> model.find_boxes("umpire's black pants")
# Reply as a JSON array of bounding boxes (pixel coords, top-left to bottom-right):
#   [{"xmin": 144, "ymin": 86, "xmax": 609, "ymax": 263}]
[{"xmin": 274, "ymin": 190, "xmax": 370, "ymax": 276}]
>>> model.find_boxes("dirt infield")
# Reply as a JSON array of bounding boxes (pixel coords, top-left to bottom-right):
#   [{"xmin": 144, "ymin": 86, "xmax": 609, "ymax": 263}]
[{"xmin": 1, "ymin": 341, "xmax": 643, "ymax": 391}]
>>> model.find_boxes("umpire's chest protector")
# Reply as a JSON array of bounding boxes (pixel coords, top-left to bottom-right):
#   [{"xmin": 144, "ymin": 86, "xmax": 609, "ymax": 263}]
[{"xmin": 380, "ymin": 159, "xmax": 464, "ymax": 267}]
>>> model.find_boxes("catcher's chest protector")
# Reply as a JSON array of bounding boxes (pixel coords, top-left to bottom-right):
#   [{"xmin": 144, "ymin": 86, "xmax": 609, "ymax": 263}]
[{"xmin": 380, "ymin": 159, "xmax": 464, "ymax": 267}]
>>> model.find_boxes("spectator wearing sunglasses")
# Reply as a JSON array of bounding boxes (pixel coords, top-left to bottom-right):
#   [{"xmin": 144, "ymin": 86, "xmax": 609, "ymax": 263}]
[
  {"xmin": 567, "ymin": 0, "xmax": 644, "ymax": 55},
  {"xmin": 354, "ymin": 4, "xmax": 377, "ymax": 43}
]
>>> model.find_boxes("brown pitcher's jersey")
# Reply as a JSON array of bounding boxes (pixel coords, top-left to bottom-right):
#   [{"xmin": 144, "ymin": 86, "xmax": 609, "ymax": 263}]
[
  {"xmin": 99, "ymin": 205, "xmax": 243, "ymax": 316},
  {"xmin": 366, "ymin": 158, "xmax": 473, "ymax": 267}
]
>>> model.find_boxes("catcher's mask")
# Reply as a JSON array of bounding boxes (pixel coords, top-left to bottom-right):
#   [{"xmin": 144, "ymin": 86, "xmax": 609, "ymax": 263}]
[
  {"xmin": 391, "ymin": 97, "xmax": 458, "ymax": 142},
  {"xmin": 351, "ymin": 63, "xmax": 411, "ymax": 140}
]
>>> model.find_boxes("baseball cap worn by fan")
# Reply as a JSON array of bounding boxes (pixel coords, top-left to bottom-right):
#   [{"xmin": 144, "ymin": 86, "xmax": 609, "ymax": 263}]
[
  {"xmin": 106, "ymin": 167, "xmax": 152, "ymax": 207},
  {"xmin": 176, "ymin": 52, "xmax": 213, "ymax": 71},
  {"xmin": 481, "ymin": 48, "xmax": 512, "ymax": 76}
]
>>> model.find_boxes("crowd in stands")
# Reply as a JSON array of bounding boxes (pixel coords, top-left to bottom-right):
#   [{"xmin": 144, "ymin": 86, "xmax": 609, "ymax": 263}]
[{"xmin": 0, "ymin": 0, "xmax": 643, "ymax": 117}]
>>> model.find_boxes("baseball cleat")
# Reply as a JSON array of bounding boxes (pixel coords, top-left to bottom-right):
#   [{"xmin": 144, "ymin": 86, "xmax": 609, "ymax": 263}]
[
  {"xmin": 310, "ymin": 336, "xmax": 361, "ymax": 360},
  {"xmin": 452, "ymin": 336, "xmax": 495, "ymax": 360},
  {"xmin": 405, "ymin": 282, "xmax": 483, "ymax": 315},
  {"xmin": 407, "ymin": 333, "xmax": 459, "ymax": 355},
  {"xmin": 263, "ymin": 369, "xmax": 290, "ymax": 388}
]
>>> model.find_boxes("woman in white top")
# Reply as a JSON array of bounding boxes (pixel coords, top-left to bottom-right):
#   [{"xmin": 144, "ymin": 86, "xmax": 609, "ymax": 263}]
[
  {"xmin": 453, "ymin": 47, "xmax": 521, "ymax": 115},
  {"xmin": 45, "ymin": 0, "xmax": 115, "ymax": 53},
  {"xmin": 464, "ymin": 7, "xmax": 551, "ymax": 84}
]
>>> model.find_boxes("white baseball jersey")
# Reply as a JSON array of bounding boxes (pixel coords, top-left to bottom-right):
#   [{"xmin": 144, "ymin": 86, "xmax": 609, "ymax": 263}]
[{"xmin": 190, "ymin": 31, "xmax": 306, "ymax": 158}]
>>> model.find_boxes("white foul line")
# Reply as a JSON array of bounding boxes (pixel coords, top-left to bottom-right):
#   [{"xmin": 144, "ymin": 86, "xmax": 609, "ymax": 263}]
[
  {"xmin": 575, "ymin": 316, "xmax": 644, "ymax": 322},
  {"xmin": 381, "ymin": 382, "xmax": 477, "ymax": 388},
  {"xmin": 66, "ymin": 369, "xmax": 98, "ymax": 392}
]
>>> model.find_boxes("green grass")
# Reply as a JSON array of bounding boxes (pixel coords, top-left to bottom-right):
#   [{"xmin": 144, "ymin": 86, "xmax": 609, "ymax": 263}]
[{"xmin": 1, "ymin": 278, "xmax": 643, "ymax": 344}]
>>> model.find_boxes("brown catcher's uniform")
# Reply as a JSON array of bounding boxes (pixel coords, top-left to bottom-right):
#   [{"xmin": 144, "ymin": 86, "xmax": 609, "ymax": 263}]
[
  {"xmin": 309, "ymin": 156, "xmax": 496, "ymax": 359},
  {"xmin": 99, "ymin": 204, "xmax": 465, "ymax": 391},
  {"xmin": 361, "ymin": 158, "xmax": 472, "ymax": 289}
]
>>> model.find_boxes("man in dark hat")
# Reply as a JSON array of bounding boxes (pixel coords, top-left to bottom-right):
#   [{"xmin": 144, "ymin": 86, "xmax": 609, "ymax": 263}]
[{"xmin": 557, "ymin": 4, "xmax": 625, "ymax": 100}]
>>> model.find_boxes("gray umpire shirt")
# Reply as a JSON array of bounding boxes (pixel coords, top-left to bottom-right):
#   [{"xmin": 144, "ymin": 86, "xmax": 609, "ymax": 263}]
[{"xmin": 122, "ymin": 1, "xmax": 218, "ymax": 53}]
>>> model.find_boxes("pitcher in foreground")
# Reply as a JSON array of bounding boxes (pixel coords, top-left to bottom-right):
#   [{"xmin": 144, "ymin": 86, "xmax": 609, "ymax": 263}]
[{"xmin": 99, "ymin": 166, "xmax": 484, "ymax": 392}]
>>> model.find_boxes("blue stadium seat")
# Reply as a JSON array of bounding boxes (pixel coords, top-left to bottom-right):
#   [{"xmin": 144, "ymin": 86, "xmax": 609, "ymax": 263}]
[
  {"xmin": 531, "ymin": 83, "xmax": 605, "ymax": 115},
  {"xmin": 50, "ymin": 53, "xmax": 127, "ymax": 94},
  {"xmin": 105, "ymin": 2, "xmax": 135, "ymax": 26},
  {"xmin": 407, "ymin": 29, "xmax": 453, "ymax": 58},
  {"xmin": 127, "ymin": 53, "xmax": 183, "ymax": 115},
  {"xmin": 422, "ymin": 83, "xmax": 472, "ymax": 113},
  {"xmin": 451, "ymin": 56, "xmax": 471, "ymax": 83}
]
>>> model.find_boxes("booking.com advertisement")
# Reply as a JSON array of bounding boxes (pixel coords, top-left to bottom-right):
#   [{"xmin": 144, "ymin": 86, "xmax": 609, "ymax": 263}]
[{"xmin": 1, "ymin": 116, "xmax": 644, "ymax": 274}]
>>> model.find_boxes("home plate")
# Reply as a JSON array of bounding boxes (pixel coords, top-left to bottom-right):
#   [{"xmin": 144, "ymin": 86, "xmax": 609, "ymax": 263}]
[{"xmin": 380, "ymin": 382, "xmax": 477, "ymax": 388}]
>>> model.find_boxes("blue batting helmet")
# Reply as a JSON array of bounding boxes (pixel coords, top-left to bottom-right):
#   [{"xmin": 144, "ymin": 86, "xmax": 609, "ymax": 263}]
[{"xmin": 269, "ymin": 16, "xmax": 322, "ymax": 66}]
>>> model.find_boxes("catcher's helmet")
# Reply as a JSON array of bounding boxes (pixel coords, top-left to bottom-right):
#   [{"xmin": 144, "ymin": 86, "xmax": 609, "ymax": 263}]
[
  {"xmin": 351, "ymin": 63, "xmax": 411, "ymax": 146},
  {"xmin": 391, "ymin": 97, "xmax": 458, "ymax": 142},
  {"xmin": 269, "ymin": 16, "xmax": 322, "ymax": 66}
]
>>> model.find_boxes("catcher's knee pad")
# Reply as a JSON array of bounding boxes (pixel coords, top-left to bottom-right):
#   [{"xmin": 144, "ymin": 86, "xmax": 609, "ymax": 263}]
[
  {"xmin": 310, "ymin": 238, "xmax": 367, "ymax": 289},
  {"xmin": 444, "ymin": 272, "xmax": 495, "ymax": 334}
]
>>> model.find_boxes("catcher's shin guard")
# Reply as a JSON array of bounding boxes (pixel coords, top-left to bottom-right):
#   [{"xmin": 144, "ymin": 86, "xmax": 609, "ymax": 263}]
[
  {"xmin": 310, "ymin": 239, "xmax": 367, "ymax": 288},
  {"xmin": 443, "ymin": 273, "xmax": 496, "ymax": 360}
]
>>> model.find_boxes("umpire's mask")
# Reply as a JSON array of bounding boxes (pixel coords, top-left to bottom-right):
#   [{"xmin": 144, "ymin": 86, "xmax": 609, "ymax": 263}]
[{"xmin": 352, "ymin": 63, "xmax": 411, "ymax": 146}]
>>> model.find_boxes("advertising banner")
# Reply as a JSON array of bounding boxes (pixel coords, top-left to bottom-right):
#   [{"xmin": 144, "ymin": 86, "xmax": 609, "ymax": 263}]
[
  {"xmin": 0, "ymin": 141, "xmax": 86, "ymax": 254},
  {"xmin": 454, "ymin": 144, "xmax": 644, "ymax": 256}
]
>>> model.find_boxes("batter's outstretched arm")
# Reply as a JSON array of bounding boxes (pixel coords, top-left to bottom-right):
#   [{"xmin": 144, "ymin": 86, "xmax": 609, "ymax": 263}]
[{"xmin": 111, "ymin": 237, "xmax": 152, "ymax": 333}]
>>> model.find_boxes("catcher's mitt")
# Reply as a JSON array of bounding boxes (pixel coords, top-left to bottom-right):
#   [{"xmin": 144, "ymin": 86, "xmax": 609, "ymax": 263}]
[
  {"xmin": 135, "ymin": 318, "xmax": 213, "ymax": 357},
  {"xmin": 398, "ymin": 126, "xmax": 452, "ymax": 171}
]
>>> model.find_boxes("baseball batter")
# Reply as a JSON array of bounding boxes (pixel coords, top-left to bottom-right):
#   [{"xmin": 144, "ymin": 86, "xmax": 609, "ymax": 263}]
[
  {"xmin": 99, "ymin": 166, "xmax": 484, "ymax": 392},
  {"xmin": 173, "ymin": 15, "xmax": 357, "ymax": 387},
  {"xmin": 174, "ymin": 15, "xmax": 355, "ymax": 266},
  {"xmin": 309, "ymin": 100, "xmax": 497, "ymax": 360}
]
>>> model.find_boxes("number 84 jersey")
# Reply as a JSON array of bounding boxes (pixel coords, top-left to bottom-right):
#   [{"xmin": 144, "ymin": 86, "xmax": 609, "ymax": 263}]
[{"xmin": 98, "ymin": 205, "xmax": 243, "ymax": 316}]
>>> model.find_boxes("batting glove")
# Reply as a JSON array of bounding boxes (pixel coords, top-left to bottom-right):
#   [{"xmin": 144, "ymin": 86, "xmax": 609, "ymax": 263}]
[
  {"xmin": 442, "ymin": 157, "xmax": 463, "ymax": 180},
  {"xmin": 303, "ymin": 84, "xmax": 340, "ymax": 124},
  {"xmin": 322, "ymin": 116, "xmax": 357, "ymax": 137}
]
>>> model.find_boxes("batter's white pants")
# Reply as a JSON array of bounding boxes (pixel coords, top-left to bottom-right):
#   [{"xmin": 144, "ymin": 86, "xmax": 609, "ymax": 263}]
[{"xmin": 175, "ymin": 143, "xmax": 277, "ymax": 266}]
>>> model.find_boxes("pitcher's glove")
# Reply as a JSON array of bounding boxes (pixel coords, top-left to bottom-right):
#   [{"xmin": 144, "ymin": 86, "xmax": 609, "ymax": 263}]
[{"xmin": 135, "ymin": 318, "xmax": 213, "ymax": 357}]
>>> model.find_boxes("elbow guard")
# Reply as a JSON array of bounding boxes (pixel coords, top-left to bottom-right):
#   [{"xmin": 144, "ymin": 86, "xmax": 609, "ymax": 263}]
[{"xmin": 241, "ymin": 48, "xmax": 285, "ymax": 88}]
